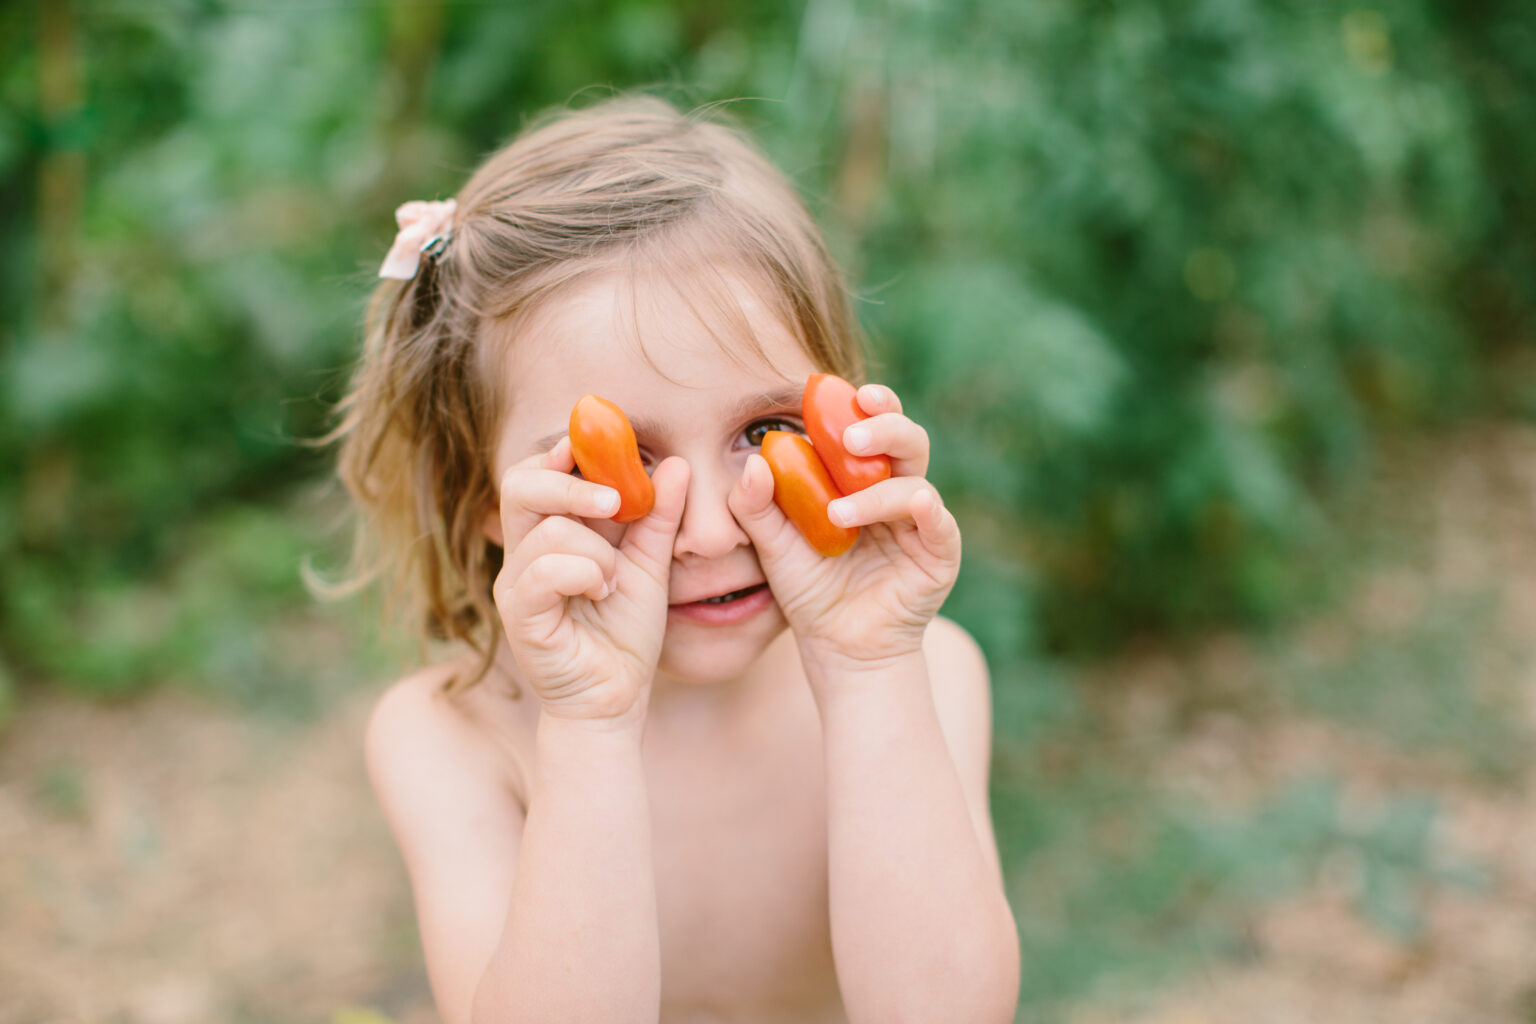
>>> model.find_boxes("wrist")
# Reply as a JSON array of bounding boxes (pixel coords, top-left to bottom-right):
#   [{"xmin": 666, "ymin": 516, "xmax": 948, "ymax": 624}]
[
  {"xmin": 799, "ymin": 641, "xmax": 925, "ymax": 687},
  {"xmin": 534, "ymin": 708, "xmax": 648, "ymax": 791},
  {"xmin": 800, "ymin": 646, "xmax": 929, "ymax": 711},
  {"xmin": 538, "ymin": 703, "xmax": 646, "ymax": 742},
  {"xmin": 532, "ymin": 672, "xmax": 650, "ymax": 732}
]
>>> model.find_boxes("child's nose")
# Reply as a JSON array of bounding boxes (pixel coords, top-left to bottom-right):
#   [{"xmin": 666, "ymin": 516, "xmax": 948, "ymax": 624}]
[{"xmin": 672, "ymin": 462, "xmax": 750, "ymax": 560}]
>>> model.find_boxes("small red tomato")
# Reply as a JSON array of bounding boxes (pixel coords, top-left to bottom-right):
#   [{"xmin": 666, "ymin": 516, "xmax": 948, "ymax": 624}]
[
  {"xmin": 803, "ymin": 373, "xmax": 891, "ymax": 496},
  {"xmin": 760, "ymin": 430, "xmax": 858, "ymax": 557},
  {"xmin": 568, "ymin": 394, "xmax": 655, "ymax": 523}
]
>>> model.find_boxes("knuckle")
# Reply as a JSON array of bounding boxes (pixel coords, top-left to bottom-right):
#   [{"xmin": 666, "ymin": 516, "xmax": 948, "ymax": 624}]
[
  {"xmin": 524, "ymin": 552, "xmax": 567, "ymax": 588},
  {"xmin": 492, "ymin": 568, "xmax": 515, "ymax": 605},
  {"xmin": 526, "ymin": 515, "xmax": 574, "ymax": 552},
  {"xmin": 499, "ymin": 466, "xmax": 523, "ymax": 499}
]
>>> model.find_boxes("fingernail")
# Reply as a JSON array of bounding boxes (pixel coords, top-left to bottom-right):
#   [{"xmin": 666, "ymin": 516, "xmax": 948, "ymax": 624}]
[
  {"xmin": 844, "ymin": 425, "xmax": 871, "ymax": 454},
  {"xmin": 594, "ymin": 487, "xmax": 620, "ymax": 515},
  {"xmin": 828, "ymin": 498, "xmax": 855, "ymax": 526}
]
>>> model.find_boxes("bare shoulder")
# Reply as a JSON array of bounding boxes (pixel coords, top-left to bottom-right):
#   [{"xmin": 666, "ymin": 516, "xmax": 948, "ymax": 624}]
[
  {"xmin": 365, "ymin": 654, "xmax": 528, "ymax": 820},
  {"xmin": 364, "ymin": 656, "xmax": 530, "ymax": 1024},
  {"xmin": 367, "ymin": 660, "xmax": 486, "ymax": 793},
  {"xmin": 920, "ymin": 615, "xmax": 993, "ymax": 756},
  {"xmin": 922, "ymin": 615, "xmax": 990, "ymax": 677},
  {"xmin": 922, "ymin": 615, "xmax": 992, "ymax": 720}
]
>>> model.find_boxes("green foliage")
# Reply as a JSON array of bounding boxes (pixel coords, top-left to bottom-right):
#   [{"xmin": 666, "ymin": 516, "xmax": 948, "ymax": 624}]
[
  {"xmin": 992, "ymin": 749, "xmax": 1488, "ymax": 1019},
  {"xmin": 2, "ymin": 0, "xmax": 1534, "ymax": 693},
  {"xmin": 1272, "ymin": 589, "xmax": 1529, "ymax": 781}
]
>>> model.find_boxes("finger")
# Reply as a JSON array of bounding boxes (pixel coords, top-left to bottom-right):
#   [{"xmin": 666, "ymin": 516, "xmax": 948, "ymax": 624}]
[
  {"xmin": 841, "ymin": 411, "xmax": 929, "ymax": 478},
  {"xmin": 501, "ymin": 515, "xmax": 619, "ymax": 596},
  {"xmin": 499, "ymin": 438, "xmax": 623, "ymax": 552},
  {"xmin": 826, "ymin": 476, "xmax": 942, "ymax": 529},
  {"xmin": 855, "ymin": 382, "xmax": 902, "ymax": 417},
  {"xmin": 497, "ymin": 552, "xmax": 609, "ymax": 648},
  {"xmin": 617, "ymin": 456, "xmax": 689, "ymax": 582},
  {"xmin": 730, "ymin": 452, "xmax": 776, "ymax": 520},
  {"xmin": 910, "ymin": 486, "xmax": 963, "ymax": 564},
  {"xmin": 727, "ymin": 452, "xmax": 811, "ymax": 557}
]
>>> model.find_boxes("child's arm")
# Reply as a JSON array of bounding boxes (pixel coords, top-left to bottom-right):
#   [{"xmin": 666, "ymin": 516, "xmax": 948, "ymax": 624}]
[
  {"xmin": 807, "ymin": 620, "xmax": 1019, "ymax": 1024},
  {"xmin": 366, "ymin": 684, "xmax": 656, "ymax": 1024},
  {"xmin": 367, "ymin": 441, "xmax": 689, "ymax": 1024},
  {"xmin": 470, "ymin": 711, "xmax": 655, "ymax": 1024},
  {"xmin": 729, "ymin": 384, "xmax": 1020, "ymax": 1024}
]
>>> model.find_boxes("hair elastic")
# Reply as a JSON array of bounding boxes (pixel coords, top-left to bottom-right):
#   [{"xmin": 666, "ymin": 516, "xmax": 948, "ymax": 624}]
[{"xmin": 378, "ymin": 198, "xmax": 457, "ymax": 280}]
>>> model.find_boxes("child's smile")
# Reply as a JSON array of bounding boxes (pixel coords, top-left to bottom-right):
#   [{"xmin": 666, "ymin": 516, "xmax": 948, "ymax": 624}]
[
  {"xmin": 667, "ymin": 580, "xmax": 774, "ymax": 624},
  {"xmin": 487, "ymin": 262, "xmax": 821, "ymax": 688}
]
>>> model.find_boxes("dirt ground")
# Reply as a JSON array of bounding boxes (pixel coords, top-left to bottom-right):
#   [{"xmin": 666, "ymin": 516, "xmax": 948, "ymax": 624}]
[
  {"xmin": 1068, "ymin": 423, "xmax": 1536, "ymax": 1024},
  {"xmin": 0, "ymin": 685, "xmax": 436, "ymax": 1024},
  {"xmin": 3, "ymin": 422, "xmax": 1536, "ymax": 1024}
]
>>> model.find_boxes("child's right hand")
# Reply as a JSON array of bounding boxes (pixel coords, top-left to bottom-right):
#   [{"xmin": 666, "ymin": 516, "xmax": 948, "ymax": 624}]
[{"xmin": 492, "ymin": 437, "xmax": 688, "ymax": 725}]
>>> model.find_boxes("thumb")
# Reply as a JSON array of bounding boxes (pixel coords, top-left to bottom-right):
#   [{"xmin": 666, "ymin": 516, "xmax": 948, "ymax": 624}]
[
  {"xmin": 728, "ymin": 453, "xmax": 777, "ymax": 537},
  {"xmin": 728, "ymin": 452, "xmax": 799, "ymax": 556},
  {"xmin": 618, "ymin": 456, "xmax": 688, "ymax": 581}
]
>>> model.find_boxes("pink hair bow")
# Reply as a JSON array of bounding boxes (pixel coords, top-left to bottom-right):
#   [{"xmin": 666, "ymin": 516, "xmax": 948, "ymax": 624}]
[{"xmin": 378, "ymin": 198, "xmax": 458, "ymax": 280}]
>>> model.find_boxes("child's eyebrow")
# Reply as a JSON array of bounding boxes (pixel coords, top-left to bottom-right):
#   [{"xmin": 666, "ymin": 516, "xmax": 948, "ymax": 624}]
[
  {"xmin": 728, "ymin": 384, "xmax": 806, "ymax": 422},
  {"xmin": 526, "ymin": 385, "xmax": 806, "ymax": 455}
]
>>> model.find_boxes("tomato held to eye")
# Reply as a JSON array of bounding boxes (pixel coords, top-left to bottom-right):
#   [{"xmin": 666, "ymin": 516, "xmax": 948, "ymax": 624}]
[
  {"xmin": 568, "ymin": 394, "xmax": 655, "ymax": 523},
  {"xmin": 759, "ymin": 430, "xmax": 858, "ymax": 557},
  {"xmin": 802, "ymin": 374, "xmax": 891, "ymax": 496}
]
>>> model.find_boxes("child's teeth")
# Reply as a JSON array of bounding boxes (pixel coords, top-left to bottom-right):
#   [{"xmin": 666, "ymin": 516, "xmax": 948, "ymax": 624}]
[{"xmin": 700, "ymin": 586, "xmax": 753, "ymax": 604}]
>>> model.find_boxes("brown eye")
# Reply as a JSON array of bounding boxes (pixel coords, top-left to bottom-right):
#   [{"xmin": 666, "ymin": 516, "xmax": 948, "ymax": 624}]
[{"xmin": 743, "ymin": 418, "xmax": 802, "ymax": 447}]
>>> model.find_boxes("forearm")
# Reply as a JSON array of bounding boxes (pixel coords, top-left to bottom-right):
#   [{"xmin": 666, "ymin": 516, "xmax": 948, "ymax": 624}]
[
  {"xmin": 472, "ymin": 711, "xmax": 659, "ymax": 1024},
  {"xmin": 810, "ymin": 652, "xmax": 1020, "ymax": 1024}
]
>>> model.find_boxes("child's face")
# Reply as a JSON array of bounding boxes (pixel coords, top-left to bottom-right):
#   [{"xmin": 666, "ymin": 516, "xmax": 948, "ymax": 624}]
[{"xmin": 486, "ymin": 266, "xmax": 819, "ymax": 687}]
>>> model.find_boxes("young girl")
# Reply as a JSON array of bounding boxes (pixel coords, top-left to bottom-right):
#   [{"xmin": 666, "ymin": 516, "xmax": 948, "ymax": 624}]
[{"xmin": 329, "ymin": 93, "xmax": 1020, "ymax": 1024}]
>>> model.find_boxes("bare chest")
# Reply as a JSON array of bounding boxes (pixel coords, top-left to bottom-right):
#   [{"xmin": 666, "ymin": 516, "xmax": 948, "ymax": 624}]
[{"xmin": 644, "ymin": 698, "xmax": 844, "ymax": 1023}]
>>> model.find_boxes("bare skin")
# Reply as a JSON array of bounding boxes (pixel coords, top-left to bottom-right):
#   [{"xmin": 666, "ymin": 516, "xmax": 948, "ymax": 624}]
[{"xmin": 364, "ymin": 266, "xmax": 1020, "ymax": 1024}]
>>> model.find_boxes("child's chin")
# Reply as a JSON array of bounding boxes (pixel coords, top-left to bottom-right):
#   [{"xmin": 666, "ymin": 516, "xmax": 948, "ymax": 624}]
[
  {"xmin": 656, "ymin": 648, "xmax": 757, "ymax": 687},
  {"xmin": 656, "ymin": 620, "xmax": 787, "ymax": 687}
]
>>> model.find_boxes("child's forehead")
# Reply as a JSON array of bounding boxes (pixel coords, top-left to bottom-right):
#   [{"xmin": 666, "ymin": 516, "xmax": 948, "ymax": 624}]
[
  {"xmin": 492, "ymin": 264, "xmax": 816, "ymax": 453},
  {"xmin": 501, "ymin": 263, "xmax": 810, "ymax": 397}
]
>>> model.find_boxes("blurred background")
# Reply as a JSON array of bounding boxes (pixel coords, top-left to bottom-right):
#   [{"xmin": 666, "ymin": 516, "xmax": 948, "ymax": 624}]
[{"xmin": 3, "ymin": 0, "xmax": 1535, "ymax": 1021}]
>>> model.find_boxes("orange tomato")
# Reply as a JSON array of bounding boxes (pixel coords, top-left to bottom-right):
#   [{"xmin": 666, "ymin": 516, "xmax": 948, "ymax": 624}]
[
  {"xmin": 568, "ymin": 394, "xmax": 655, "ymax": 523},
  {"xmin": 802, "ymin": 373, "xmax": 891, "ymax": 495},
  {"xmin": 760, "ymin": 430, "xmax": 858, "ymax": 557}
]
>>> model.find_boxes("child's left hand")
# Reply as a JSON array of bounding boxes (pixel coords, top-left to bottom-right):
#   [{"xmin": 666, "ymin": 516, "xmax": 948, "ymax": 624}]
[{"xmin": 728, "ymin": 383, "xmax": 961, "ymax": 675}]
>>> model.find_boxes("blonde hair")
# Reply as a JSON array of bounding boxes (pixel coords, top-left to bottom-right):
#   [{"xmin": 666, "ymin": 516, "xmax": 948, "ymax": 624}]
[{"xmin": 316, "ymin": 92, "xmax": 870, "ymax": 692}]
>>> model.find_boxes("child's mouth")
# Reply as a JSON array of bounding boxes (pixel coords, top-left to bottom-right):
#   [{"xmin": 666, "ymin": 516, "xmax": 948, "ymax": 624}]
[{"xmin": 668, "ymin": 583, "xmax": 773, "ymax": 625}]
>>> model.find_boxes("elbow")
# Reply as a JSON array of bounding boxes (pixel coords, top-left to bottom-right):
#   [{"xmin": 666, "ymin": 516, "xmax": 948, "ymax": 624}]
[
  {"xmin": 469, "ymin": 973, "xmax": 511, "ymax": 1024},
  {"xmin": 991, "ymin": 903, "xmax": 1023, "ymax": 1022},
  {"xmin": 956, "ymin": 905, "xmax": 1023, "ymax": 1024},
  {"xmin": 862, "ymin": 915, "xmax": 1021, "ymax": 1024}
]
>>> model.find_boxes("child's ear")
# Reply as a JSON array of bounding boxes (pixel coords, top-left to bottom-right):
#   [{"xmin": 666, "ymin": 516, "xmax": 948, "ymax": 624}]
[{"xmin": 481, "ymin": 502, "xmax": 505, "ymax": 547}]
